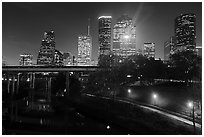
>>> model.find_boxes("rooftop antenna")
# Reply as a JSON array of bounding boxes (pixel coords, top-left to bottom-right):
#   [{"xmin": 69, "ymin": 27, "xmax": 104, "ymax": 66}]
[{"xmin": 88, "ymin": 18, "xmax": 90, "ymax": 36}]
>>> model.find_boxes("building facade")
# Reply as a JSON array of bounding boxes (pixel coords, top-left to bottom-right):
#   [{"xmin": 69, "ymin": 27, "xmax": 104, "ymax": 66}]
[
  {"xmin": 77, "ymin": 35, "xmax": 92, "ymax": 66},
  {"xmin": 144, "ymin": 43, "xmax": 155, "ymax": 58},
  {"xmin": 164, "ymin": 36, "xmax": 176, "ymax": 60},
  {"xmin": 77, "ymin": 20, "xmax": 92, "ymax": 66},
  {"xmin": 19, "ymin": 53, "xmax": 33, "ymax": 66},
  {"xmin": 54, "ymin": 50, "xmax": 63, "ymax": 66},
  {"xmin": 98, "ymin": 16, "xmax": 112, "ymax": 56},
  {"xmin": 37, "ymin": 30, "xmax": 55, "ymax": 65},
  {"xmin": 113, "ymin": 15, "xmax": 136, "ymax": 58},
  {"xmin": 175, "ymin": 13, "xmax": 196, "ymax": 52}
]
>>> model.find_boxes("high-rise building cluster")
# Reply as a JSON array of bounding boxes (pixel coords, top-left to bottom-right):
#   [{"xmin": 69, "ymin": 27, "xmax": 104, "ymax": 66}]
[
  {"xmin": 98, "ymin": 14, "xmax": 155, "ymax": 60},
  {"xmin": 18, "ymin": 13, "xmax": 199, "ymax": 66},
  {"xmin": 35, "ymin": 30, "xmax": 74, "ymax": 66}
]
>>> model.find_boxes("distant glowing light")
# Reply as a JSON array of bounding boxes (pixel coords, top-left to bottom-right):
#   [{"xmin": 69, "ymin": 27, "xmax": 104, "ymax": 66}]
[
  {"xmin": 124, "ymin": 35, "xmax": 130, "ymax": 39},
  {"xmin": 98, "ymin": 16, "xmax": 112, "ymax": 19},
  {"xmin": 127, "ymin": 75, "xmax": 132, "ymax": 78},
  {"xmin": 38, "ymin": 99, "xmax": 46, "ymax": 102},
  {"xmin": 26, "ymin": 78, "xmax": 30, "ymax": 82}
]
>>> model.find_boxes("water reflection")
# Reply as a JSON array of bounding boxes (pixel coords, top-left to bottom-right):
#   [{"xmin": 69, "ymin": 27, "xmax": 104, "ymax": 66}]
[{"xmin": 3, "ymin": 97, "xmax": 132, "ymax": 135}]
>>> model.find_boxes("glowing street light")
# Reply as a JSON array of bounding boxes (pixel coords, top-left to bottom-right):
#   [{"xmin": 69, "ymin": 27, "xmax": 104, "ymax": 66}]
[
  {"xmin": 187, "ymin": 101, "xmax": 193, "ymax": 109},
  {"xmin": 128, "ymin": 89, "xmax": 131, "ymax": 93},
  {"xmin": 107, "ymin": 125, "xmax": 110, "ymax": 129},
  {"xmin": 187, "ymin": 100, "xmax": 196, "ymax": 133},
  {"xmin": 152, "ymin": 93, "xmax": 158, "ymax": 105},
  {"xmin": 153, "ymin": 93, "xmax": 157, "ymax": 99}
]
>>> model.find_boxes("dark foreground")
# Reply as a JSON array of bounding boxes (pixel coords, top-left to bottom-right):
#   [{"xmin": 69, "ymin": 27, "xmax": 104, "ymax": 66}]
[{"xmin": 2, "ymin": 94, "xmax": 201, "ymax": 135}]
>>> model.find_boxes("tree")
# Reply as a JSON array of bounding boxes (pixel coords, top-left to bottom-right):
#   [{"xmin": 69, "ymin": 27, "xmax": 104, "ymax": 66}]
[{"xmin": 170, "ymin": 50, "xmax": 201, "ymax": 84}]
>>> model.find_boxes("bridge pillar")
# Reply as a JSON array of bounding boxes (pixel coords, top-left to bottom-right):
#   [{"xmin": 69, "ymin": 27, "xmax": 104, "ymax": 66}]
[
  {"xmin": 16, "ymin": 73, "xmax": 20, "ymax": 94},
  {"xmin": 66, "ymin": 71, "xmax": 70, "ymax": 96},
  {"xmin": 32, "ymin": 73, "xmax": 35, "ymax": 89},
  {"xmin": 7, "ymin": 74, "xmax": 10, "ymax": 94},
  {"xmin": 29, "ymin": 72, "xmax": 33, "ymax": 89},
  {"xmin": 47, "ymin": 77, "xmax": 51, "ymax": 102},
  {"xmin": 12, "ymin": 74, "xmax": 15, "ymax": 96}
]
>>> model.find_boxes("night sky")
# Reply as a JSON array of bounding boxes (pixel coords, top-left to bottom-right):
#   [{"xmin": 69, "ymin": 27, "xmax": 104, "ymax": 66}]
[{"xmin": 2, "ymin": 2, "xmax": 202, "ymax": 65}]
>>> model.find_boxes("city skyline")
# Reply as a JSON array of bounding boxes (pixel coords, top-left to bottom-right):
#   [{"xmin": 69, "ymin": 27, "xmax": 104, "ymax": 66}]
[{"xmin": 2, "ymin": 2, "xmax": 202, "ymax": 65}]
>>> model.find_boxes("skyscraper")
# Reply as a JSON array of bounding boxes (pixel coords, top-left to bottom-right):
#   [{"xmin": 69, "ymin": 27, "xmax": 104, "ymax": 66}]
[
  {"xmin": 113, "ymin": 15, "xmax": 136, "ymax": 58},
  {"xmin": 19, "ymin": 53, "xmax": 33, "ymax": 66},
  {"xmin": 77, "ymin": 20, "xmax": 92, "ymax": 66},
  {"xmin": 37, "ymin": 30, "xmax": 55, "ymax": 65},
  {"xmin": 175, "ymin": 13, "xmax": 196, "ymax": 51},
  {"xmin": 144, "ymin": 43, "xmax": 155, "ymax": 58},
  {"xmin": 98, "ymin": 16, "xmax": 112, "ymax": 56},
  {"xmin": 164, "ymin": 36, "xmax": 176, "ymax": 60}
]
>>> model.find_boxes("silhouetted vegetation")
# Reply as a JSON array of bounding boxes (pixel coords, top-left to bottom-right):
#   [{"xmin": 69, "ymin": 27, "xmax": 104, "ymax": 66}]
[{"xmin": 85, "ymin": 51, "xmax": 201, "ymax": 96}]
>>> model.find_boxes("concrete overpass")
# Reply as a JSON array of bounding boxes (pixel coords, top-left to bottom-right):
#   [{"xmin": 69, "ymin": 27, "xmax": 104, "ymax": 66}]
[
  {"xmin": 2, "ymin": 65, "xmax": 99, "ymax": 72},
  {"xmin": 2, "ymin": 65, "xmax": 101, "ymax": 106}
]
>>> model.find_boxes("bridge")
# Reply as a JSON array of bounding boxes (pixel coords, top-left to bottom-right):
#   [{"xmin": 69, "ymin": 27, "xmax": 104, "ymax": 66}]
[
  {"xmin": 2, "ymin": 65, "xmax": 101, "ymax": 107},
  {"xmin": 2, "ymin": 65, "xmax": 99, "ymax": 72}
]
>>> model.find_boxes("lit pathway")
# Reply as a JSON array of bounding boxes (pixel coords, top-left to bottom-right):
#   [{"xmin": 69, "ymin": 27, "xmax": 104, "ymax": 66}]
[{"xmin": 85, "ymin": 93, "xmax": 201, "ymax": 129}]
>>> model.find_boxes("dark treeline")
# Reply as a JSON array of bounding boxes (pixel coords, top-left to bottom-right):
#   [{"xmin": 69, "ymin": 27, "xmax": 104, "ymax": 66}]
[{"xmin": 85, "ymin": 50, "xmax": 201, "ymax": 96}]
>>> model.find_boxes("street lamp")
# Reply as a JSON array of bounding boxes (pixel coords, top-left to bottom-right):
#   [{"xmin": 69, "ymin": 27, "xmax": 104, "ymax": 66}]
[
  {"xmin": 187, "ymin": 100, "xmax": 196, "ymax": 134},
  {"xmin": 153, "ymin": 93, "xmax": 157, "ymax": 99},
  {"xmin": 128, "ymin": 89, "xmax": 131, "ymax": 94},
  {"xmin": 187, "ymin": 101, "xmax": 193, "ymax": 109},
  {"xmin": 152, "ymin": 93, "xmax": 158, "ymax": 105},
  {"xmin": 106, "ymin": 125, "xmax": 110, "ymax": 129}
]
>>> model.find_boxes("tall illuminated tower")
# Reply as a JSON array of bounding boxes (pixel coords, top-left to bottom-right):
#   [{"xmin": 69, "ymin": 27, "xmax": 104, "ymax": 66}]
[
  {"xmin": 37, "ymin": 30, "xmax": 55, "ymax": 65},
  {"xmin": 98, "ymin": 16, "xmax": 112, "ymax": 56},
  {"xmin": 77, "ymin": 20, "xmax": 92, "ymax": 66},
  {"xmin": 175, "ymin": 13, "xmax": 196, "ymax": 51},
  {"xmin": 113, "ymin": 15, "xmax": 136, "ymax": 58}
]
